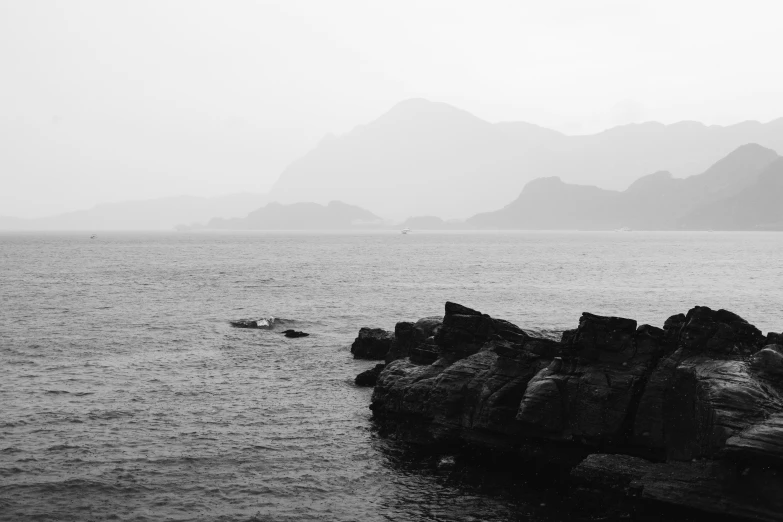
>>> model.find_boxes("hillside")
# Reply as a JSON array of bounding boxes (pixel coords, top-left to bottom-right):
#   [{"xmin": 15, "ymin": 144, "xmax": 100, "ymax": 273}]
[
  {"xmin": 187, "ymin": 201, "xmax": 384, "ymax": 230},
  {"xmin": 679, "ymin": 158, "xmax": 783, "ymax": 230},
  {"xmin": 467, "ymin": 144, "xmax": 781, "ymax": 230}
]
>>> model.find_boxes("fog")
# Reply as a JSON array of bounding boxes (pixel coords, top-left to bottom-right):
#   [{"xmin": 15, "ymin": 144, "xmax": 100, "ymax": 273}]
[{"xmin": 2, "ymin": 0, "xmax": 782, "ymax": 218}]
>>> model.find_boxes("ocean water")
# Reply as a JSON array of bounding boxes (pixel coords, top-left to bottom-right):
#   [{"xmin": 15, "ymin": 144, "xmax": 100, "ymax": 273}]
[{"xmin": 2, "ymin": 231, "xmax": 782, "ymax": 522}]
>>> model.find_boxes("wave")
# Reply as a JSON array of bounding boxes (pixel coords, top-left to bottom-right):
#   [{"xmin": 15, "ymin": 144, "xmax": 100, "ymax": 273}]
[{"xmin": 46, "ymin": 444, "xmax": 82, "ymax": 451}]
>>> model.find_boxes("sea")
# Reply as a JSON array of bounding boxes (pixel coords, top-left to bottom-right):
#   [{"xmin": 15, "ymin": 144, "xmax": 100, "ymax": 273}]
[{"xmin": 2, "ymin": 231, "xmax": 782, "ymax": 522}]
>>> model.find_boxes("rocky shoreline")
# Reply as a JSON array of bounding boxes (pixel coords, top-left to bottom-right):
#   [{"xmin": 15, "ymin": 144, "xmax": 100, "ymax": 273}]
[{"xmin": 350, "ymin": 302, "xmax": 783, "ymax": 521}]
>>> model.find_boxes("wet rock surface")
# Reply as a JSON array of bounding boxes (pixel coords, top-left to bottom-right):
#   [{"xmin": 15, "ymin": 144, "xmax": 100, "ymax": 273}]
[
  {"xmin": 355, "ymin": 363, "xmax": 386, "ymax": 387},
  {"xmin": 350, "ymin": 327, "xmax": 394, "ymax": 359},
  {"xmin": 361, "ymin": 301, "xmax": 783, "ymax": 521}
]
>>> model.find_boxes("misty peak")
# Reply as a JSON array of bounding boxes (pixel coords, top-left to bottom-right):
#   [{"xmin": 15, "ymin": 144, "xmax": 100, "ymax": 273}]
[
  {"xmin": 722, "ymin": 142, "xmax": 779, "ymax": 159},
  {"xmin": 373, "ymin": 98, "xmax": 488, "ymax": 127},
  {"xmin": 625, "ymin": 171, "xmax": 676, "ymax": 193}
]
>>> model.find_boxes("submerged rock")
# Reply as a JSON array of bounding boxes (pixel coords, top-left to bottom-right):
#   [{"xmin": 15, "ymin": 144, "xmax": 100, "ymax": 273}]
[
  {"xmin": 351, "ymin": 328, "xmax": 394, "ymax": 360},
  {"xmin": 355, "ymin": 364, "xmax": 386, "ymax": 387},
  {"xmin": 367, "ymin": 301, "xmax": 783, "ymax": 520},
  {"xmin": 282, "ymin": 329, "xmax": 309, "ymax": 338}
]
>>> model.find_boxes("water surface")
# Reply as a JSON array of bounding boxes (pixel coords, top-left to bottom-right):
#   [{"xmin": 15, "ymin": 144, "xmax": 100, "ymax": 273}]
[{"xmin": 2, "ymin": 231, "xmax": 782, "ymax": 521}]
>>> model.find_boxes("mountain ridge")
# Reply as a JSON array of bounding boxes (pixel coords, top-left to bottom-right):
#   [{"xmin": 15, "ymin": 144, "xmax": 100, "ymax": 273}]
[
  {"xmin": 467, "ymin": 143, "xmax": 781, "ymax": 230},
  {"xmin": 267, "ymin": 98, "xmax": 783, "ymax": 219},
  {"xmin": 181, "ymin": 200, "xmax": 385, "ymax": 231}
]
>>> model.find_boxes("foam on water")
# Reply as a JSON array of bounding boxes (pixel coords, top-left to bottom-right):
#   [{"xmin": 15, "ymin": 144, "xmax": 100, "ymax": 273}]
[{"xmin": 2, "ymin": 231, "xmax": 782, "ymax": 521}]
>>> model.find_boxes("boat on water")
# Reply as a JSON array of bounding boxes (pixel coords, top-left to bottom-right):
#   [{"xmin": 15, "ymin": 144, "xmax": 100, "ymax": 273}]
[
  {"xmin": 401, "ymin": 228, "xmax": 411, "ymax": 234},
  {"xmin": 616, "ymin": 227, "xmax": 632, "ymax": 232}
]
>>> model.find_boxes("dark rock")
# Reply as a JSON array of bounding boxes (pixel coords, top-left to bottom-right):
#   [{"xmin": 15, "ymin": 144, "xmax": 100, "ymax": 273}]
[
  {"xmin": 434, "ymin": 301, "xmax": 528, "ymax": 360},
  {"xmin": 230, "ymin": 319, "xmax": 258, "ymax": 328},
  {"xmin": 572, "ymin": 454, "xmax": 783, "ymax": 522},
  {"xmin": 386, "ymin": 316, "xmax": 443, "ymax": 363},
  {"xmin": 409, "ymin": 340, "xmax": 440, "ymax": 365},
  {"xmin": 355, "ymin": 364, "xmax": 386, "ymax": 387},
  {"xmin": 351, "ymin": 327, "xmax": 394, "ymax": 360},
  {"xmin": 444, "ymin": 302, "xmax": 482, "ymax": 316},
  {"xmin": 282, "ymin": 329, "xmax": 309, "ymax": 338},
  {"xmin": 631, "ymin": 306, "xmax": 771, "ymax": 459},
  {"xmin": 749, "ymin": 344, "xmax": 783, "ymax": 380},
  {"xmin": 768, "ymin": 331, "xmax": 783, "ymax": 345},
  {"xmin": 368, "ymin": 301, "xmax": 783, "ymax": 519},
  {"xmin": 517, "ymin": 318, "xmax": 668, "ymax": 446},
  {"xmin": 570, "ymin": 453, "xmax": 654, "ymax": 490},
  {"xmin": 386, "ymin": 322, "xmax": 415, "ymax": 362}
]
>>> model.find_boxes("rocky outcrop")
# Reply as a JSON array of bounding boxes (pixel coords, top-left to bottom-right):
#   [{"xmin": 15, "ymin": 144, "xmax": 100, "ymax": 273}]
[
  {"xmin": 368, "ymin": 302, "xmax": 783, "ymax": 520},
  {"xmin": 355, "ymin": 364, "xmax": 386, "ymax": 387},
  {"xmin": 385, "ymin": 316, "xmax": 443, "ymax": 364},
  {"xmin": 351, "ymin": 328, "xmax": 394, "ymax": 359},
  {"xmin": 282, "ymin": 329, "xmax": 309, "ymax": 338}
]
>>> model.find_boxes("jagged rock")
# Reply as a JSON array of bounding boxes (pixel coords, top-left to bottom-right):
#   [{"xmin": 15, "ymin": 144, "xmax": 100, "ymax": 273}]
[
  {"xmin": 368, "ymin": 302, "xmax": 783, "ymax": 520},
  {"xmin": 355, "ymin": 364, "xmax": 386, "ymax": 386},
  {"xmin": 434, "ymin": 301, "xmax": 527, "ymax": 360},
  {"xmin": 630, "ymin": 307, "xmax": 772, "ymax": 459},
  {"xmin": 386, "ymin": 316, "xmax": 442, "ymax": 363},
  {"xmin": 283, "ymin": 329, "xmax": 309, "ymax": 338},
  {"xmin": 517, "ymin": 315, "xmax": 670, "ymax": 446},
  {"xmin": 351, "ymin": 327, "xmax": 394, "ymax": 359}
]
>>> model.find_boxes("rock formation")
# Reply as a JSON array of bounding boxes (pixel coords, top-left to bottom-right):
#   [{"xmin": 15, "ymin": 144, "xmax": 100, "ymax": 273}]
[
  {"xmin": 355, "ymin": 364, "xmax": 386, "ymax": 387},
  {"xmin": 385, "ymin": 316, "xmax": 443, "ymax": 364},
  {"xmin": 350, "ymin": 328, "xmax": 394, "ymax": 359},
  {"xmin": 282, "ymin": 329, "xmax": 309, "ymax": 338},
  {"xmin": 230, "ymin": 319, "xmax": 261, "ymax": 328},
  {"xmin": 365, "ymin": 302, "xmax": 783, "ymax": 520}
]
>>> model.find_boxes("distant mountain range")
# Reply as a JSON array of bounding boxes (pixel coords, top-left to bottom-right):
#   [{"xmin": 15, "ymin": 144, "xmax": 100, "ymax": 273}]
[
  {"xmin": 268, "ymin": 98, "xmax": 783, "ymax": 219},
  {"xmin": 4, "ymin": 98, "xmax": 783, "ymax": 231},
  {"xmin": 467, "ymin": 144, "xmax": 783, "ymax": 230},
  {"xmin": 0, "ymin": 193, "xmax": 269, "ymax": 231},
  {"xmin": 180, "ymin": 201, "xmax": 384, "ymax": 231}
]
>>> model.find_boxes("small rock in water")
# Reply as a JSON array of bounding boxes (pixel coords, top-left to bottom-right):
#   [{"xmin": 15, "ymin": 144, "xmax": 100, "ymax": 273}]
[
  {"xmin": 283, "ymin": 329, "xmax": 309, "ymax": 338},
  {"xmin": 230, "ymin": 319, "xmax": 258, "ymax": 328}
]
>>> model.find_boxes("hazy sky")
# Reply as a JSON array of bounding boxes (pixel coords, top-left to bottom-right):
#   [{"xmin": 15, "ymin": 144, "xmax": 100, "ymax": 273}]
[{"xmin": 2, "ymin": 0, "xmax": 782, "ymax": 217}]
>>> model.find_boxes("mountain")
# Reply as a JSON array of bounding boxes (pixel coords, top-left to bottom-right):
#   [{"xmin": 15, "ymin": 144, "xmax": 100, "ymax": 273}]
[
  {"xmin": 679, "ymin": 157, "xmax": 783, "ymax": 230},
  {"xmin": 467, "ymin": 144, "xmax": 781, "ymax": 230},
  {"xmin": 267, "ymin": 98, "xmax": 783, "ymax": 219},
  {"xmin": 0, "ymin": 193, "xmax": 270, "ymax": 231},
  {"xmin": 267, "ymin": 99, "xmax": 562, "ymax": 220},
  {"xmin": 186, "ymin": 201, "xmax": 384, "ymax": 230}
]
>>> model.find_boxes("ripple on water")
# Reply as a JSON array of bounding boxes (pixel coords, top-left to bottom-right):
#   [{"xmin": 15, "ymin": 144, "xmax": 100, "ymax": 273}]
[{"xmin": 2, "ymin": 231, "xmax": 782, "ymax": 521}]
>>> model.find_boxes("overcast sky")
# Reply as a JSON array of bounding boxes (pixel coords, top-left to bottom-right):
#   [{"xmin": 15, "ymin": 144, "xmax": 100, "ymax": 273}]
[{"xmin": 2, "ymin": 0, "xmax": 782, "ymax": 217}]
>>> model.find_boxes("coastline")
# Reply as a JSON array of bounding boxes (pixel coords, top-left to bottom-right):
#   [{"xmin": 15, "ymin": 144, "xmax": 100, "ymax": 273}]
[{"xmin": 352, "ymin": 302, "xmax": 783, "ymax": 521}]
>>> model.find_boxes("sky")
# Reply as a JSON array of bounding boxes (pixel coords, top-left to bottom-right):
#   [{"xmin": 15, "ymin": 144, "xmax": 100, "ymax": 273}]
[{"xmin": 2, "ymin": 0, "xmax": 782, "ymax": 218}]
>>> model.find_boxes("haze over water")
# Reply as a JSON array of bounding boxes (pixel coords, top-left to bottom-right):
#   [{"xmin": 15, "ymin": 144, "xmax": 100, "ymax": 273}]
[{"xmin": 2, "ymin": 231, "xmax": 782, "ymax": 521}]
